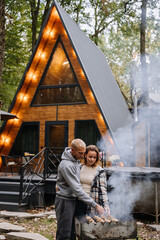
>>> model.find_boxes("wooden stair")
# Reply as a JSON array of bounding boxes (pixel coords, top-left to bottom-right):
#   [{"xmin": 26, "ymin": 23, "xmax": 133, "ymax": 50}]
[
  {"xmin": 0, "ymin": 179, "xmax": 28, "ymax": 211},
  {"xmin": 0, "ymin": 176, "xmax": 45, "ymax": 211}
]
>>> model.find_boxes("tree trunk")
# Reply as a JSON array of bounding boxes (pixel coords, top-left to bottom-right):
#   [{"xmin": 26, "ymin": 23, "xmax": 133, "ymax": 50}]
[
  {"xmin": 140, "ymin": 0, "xmax": 148, "ymax": 106},
  {"xmin": 41, "ymin": 0, "xmax": 52, "ymax": 28},
  {"xmin": 29, "ymin": 0, "xmax": 40, "ymax": 52},
  {"xmin": 94, "ymin": 4, "xmax": 98, "ymax": 45},
  {"xmin": 0, "ymin": 0, "xmax": 5, "ymax": 88},
  {"xmin": 75, "ymin": 0, "xmax": 82, "ymax": 23}
]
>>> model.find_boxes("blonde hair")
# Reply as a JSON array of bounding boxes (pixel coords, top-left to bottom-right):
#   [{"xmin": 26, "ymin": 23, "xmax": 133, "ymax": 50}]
[
  {"xmin": 84, "ymin": 145, "xmax": 100, "ymax": 167},
  {"xmin": 71, "ymin": 139, "xmax": 86, "ymax": 149}
]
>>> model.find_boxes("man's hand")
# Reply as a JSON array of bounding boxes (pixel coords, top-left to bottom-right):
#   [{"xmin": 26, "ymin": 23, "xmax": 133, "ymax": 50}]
[
  {"xmin": 95, "ymin": 204, "xmax": 104, "ymax": 215},
  {"xmin": 104, "ymin": 205, "xmax": 110, "ymax": 215}
]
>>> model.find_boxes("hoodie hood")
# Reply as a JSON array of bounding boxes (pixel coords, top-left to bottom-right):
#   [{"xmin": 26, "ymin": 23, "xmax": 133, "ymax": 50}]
[{"xmin": 61, "ymin": 147, "xmax": 77, "ymax": 162}]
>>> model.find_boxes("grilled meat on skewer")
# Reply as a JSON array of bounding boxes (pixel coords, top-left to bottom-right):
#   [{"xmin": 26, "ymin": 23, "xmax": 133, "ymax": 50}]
[
  {"xmin": 93, "ymin": 215, "xmax": 105, "ymax": 223},
  {"xmin": 108, "ymin": 215, "xmax": 119, "ymax": 222},
  {"xmin": 86, "ymin": 216, "xmax": 96, "ymax": 224}
]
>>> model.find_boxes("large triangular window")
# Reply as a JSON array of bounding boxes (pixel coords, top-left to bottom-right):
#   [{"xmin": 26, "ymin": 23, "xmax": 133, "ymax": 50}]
[{"xmin": 32, "ymin": 37, "xmax": 85, "ymax": 106}]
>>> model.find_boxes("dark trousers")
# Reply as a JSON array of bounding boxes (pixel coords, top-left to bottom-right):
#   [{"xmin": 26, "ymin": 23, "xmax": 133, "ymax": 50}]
[
  {"xmin": 75, "ymin": 200, "xmax": 87, "ymax": 219},
  {"xmin": 55, "ymin": 197, "xmax": 76, "ymax": 240}
]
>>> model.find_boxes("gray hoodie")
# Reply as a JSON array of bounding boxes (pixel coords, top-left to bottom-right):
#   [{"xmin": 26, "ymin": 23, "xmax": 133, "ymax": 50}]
[{"xmin": 56, "ymin": 147, "xmax": 96, "ymax": 208}]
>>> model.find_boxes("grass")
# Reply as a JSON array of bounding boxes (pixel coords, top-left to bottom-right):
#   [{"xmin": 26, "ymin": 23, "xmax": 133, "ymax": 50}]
[{"xmin": 9, "ymin": 216, "xmax": 57, "ymax": 240}]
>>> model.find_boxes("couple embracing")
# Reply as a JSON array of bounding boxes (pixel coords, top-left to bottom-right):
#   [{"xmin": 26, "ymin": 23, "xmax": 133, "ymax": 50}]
[{"xmin": 55, "ymin": 138, "xmax": 111, "ymax": 240}]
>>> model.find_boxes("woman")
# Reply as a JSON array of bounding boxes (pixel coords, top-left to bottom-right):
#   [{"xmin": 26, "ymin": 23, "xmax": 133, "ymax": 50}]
[{"xmin": 75, "ymin": 145, "xmax": 110, "ymax": 219}]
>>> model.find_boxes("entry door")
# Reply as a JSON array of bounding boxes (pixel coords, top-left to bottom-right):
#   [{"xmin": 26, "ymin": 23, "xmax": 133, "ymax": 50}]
[{"xmin": 45, "ymin": 121, "xmax": 68, "ymax": 172}]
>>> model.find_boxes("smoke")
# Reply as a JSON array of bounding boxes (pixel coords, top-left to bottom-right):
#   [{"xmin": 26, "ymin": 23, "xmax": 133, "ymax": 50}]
[
  {"xmin": 107, "ymin": 169, "xmax": 155, "ymax": 221},
  {"xmin": 97, "ymin": 123, "xmax": 134, "ymax": 167},
  {"xmin": 97, "ymin": 53, "xmax": 160, "ymax": 220},
  {"xmin": 107, "ymin": 170, "xmax": 141, "ymax": 220}
]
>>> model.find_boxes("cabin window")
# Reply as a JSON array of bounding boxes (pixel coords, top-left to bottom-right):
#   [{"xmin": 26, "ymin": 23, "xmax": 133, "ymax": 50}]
[
  {"xmin": 32, "ymin": 38, "xmax": 85, "ymax": 106},
  {"xmin": 10, "ymin": 123, "xmax": 39, "ymax": 156},
  {"xmin": 33, "ymin": 86, "xmax": 84, "ymax": 104},
  {"xmin": 75, "ymin": 120, "xmax": 101, "ymax": 146}
]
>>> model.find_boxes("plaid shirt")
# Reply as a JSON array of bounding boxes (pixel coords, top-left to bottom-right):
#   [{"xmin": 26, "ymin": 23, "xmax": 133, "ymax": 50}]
[
  {"xmin": 89, "ymin": 166, "xmax": 109, "ymax": 209},
  {"xmin": 80, "ymin": 165, "xmax": 109, "ymax": 214}
]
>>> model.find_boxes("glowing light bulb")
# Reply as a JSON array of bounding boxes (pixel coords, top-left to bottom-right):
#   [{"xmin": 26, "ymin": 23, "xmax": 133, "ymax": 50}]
[
  {"xmin": 81, "ymin": 70, "xmax": 85, "ymax": 77},
  {"xmin": 5, "ymin": 138, "xmax": 9, "ymax": 143},
  {"xmin": 72, "ymin": 50, "xmax": 76, "ymax": 57},
  {"xmin": 23, "ymin": 95, "xmax": 27, "ymax": 101},
  {"xmin": 41, "ymin": 52, "xmax": 45, "ymax": 59},
  {"xmin": 18, "ymin": 94, "xmax": 27, "ymax": 102},
  {"xmin": 28, "ymin": 72, "xmax": 33, "ymax": 79},
  {"xmin": 2, "ymin": 137, "xmax": 10, "ymax": 144},
  {"xmin": 32, "ymin": 74, "xmax": 36, "ymax": 80},
  {"xmin": 43, "ymin": 27, "xmax": 52, "ymax": 39},
  {"xmin": 45, "ymin": 29, "xmax": 50, "ymax": 36},
  {"xmin": 99, "ymin": 113, "xmax": 104, "ymax": 122},
  {"xmin": 14, "ymin": 118, "xmax": 19, "ymax": 123},
  {"xmin": 19, "ymin": 94, "xmax": 24, "ymax": 101},
  {"xmin": 89, "ymin": 91, "xmax": 94, "ymax": 99},
  {"xmin": 50, "ymin": 30, "xmax": 55, "ymax": 37},
  {"xmin": 51, "ymin": 8, "xmax": 59, "ymax": 19},
  {"xmin": 63, "ymin": 29, "xmax": 67, "ymax": 36}
]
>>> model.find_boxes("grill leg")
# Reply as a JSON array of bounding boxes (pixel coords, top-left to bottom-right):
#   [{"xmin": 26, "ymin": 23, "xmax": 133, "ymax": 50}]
[{"xmin": 155, "ymin": 182, "xmax": 159, "ymax": 224}]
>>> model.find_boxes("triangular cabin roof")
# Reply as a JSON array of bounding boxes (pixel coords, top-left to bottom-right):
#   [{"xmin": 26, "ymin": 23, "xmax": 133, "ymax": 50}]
[
  {"xmin": 52, "ymin": 1, "xmax": 133, "ymax": 134},
  {"xmin": 1, "ymin": 0, "xmax": 133, "ymax": 155}
]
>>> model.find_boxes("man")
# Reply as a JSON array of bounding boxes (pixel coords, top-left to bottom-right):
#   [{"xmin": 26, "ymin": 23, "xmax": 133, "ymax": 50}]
[{"xmin": 55, "ymin": 139, "xmax": 104, "ymax": 240}]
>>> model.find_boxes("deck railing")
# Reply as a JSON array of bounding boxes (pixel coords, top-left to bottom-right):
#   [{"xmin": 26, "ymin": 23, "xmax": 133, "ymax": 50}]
[{"xmin": 19, "ymin": 147, "xmax": 61, "ymax": 206}]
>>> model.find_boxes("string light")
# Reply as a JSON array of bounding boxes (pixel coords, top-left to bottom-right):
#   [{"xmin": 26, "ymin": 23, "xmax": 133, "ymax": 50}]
[
  {"xmin": 18, "ymin": 93, "xmax": 28, "ymax": 102},
  {"xmin": 23, "ymin": 95, "xmax": 27, "ymax": 101},
  {"xmin": 26, "ymin": 71, "xmax": 37, "ymax": 82},
  {"xmin": 2, "ymin": 136, "xmax": 10, "ymax": 144},
  {"xmin": 81, "ymin": 69, "xmax": 85, "ymax": 77},
  {"xmin": 14, "ymin": 118, "xmax": 19, "ymax": 124},
  {"xmin": 41, "ymin": 52, "xmax": 46, "ymax": 59},
  {"xmin": 99, "ymin": 113, "xmax": 104, "ymax": 122},
  {"xmin": 44, "ymin": 29, "xmax": 50, "ymax": 37},
  {"xmin": 52, "ymin": 9, "xmax": 59, "ymax": 18},
  {"xmin": 32, "ymin": 74, "xmax": 36, "ymax": 81},
  {"xmin": 28, "ymin": 72, "xmax": 33, "ymax": 79},
  {"xmin": 72, "ymin": 49, "xmax": 76, "ymax": 57},
  {"xmin": 50, "ymin": 30, "xmax": 55, "ymax": 38},
  {"xmin": 89, "ymin": 91, "xmax": 94, "ymax": 100},
  {"xmin": 63, "ymin": 29, "xmax": 67, "ymax": 36}
]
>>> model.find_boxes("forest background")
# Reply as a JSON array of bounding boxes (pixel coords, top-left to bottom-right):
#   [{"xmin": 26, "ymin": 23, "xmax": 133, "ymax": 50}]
[{"xmin": 0, "ymin": 0, "xmax": 160, "ymax": 112}]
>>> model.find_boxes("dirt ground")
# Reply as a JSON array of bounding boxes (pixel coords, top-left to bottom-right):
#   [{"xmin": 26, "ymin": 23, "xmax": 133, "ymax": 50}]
[{"xmin": 0, "ymin": 207, "xmax": 160, "ymax": 240}]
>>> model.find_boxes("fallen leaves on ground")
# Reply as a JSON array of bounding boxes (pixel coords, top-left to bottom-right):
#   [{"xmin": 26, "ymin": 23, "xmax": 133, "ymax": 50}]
[{"xmin": 0, "ymin": 207, "xmax": 160, "ymax": 240}]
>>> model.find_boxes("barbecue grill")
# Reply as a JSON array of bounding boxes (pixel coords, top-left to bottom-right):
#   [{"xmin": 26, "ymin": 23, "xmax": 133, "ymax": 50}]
[{"xmin": 75, "ymin": 217, "xmax": 137, "ymax": 240}]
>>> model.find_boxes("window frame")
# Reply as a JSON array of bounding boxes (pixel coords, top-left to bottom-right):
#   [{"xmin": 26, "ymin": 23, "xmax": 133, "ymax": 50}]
[{"xmin": 31, "ymin": 35, "xmax": 86, "ymax": 107}]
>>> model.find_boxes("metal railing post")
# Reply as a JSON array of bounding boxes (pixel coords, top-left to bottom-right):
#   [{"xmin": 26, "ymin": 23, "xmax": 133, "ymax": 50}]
[
  {"xmin": 19, "ymin": 165, "xmax": 24, "ymax": 206},
  {"xmin": 44, "ymin": 147, "xmax": 48, "ymax": 179}
]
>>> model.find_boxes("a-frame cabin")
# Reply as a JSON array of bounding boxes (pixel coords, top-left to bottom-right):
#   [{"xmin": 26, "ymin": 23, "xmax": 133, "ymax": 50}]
[{"xmin": 0, "ymin": 0, "xmax": 133, "ymax": 169}]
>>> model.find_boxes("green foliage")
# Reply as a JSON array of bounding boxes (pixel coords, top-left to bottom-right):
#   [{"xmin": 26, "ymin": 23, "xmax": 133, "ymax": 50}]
[{"xmin": 0, "ymin": 0, "xmax": 49, "ymax": 111}]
